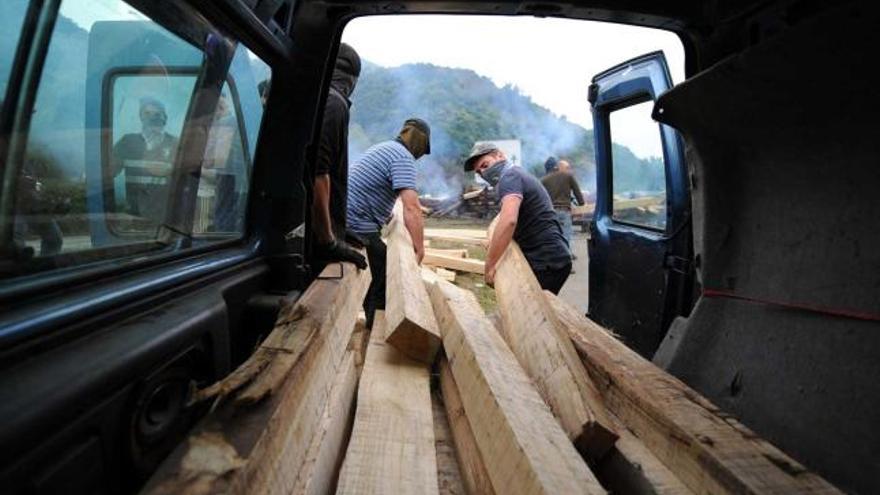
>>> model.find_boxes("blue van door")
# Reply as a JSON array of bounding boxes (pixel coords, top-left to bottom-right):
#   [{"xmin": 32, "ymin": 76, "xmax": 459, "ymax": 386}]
[{"xmin": 587, "ymin": 51, "xmax": 694, "ymax": 358}]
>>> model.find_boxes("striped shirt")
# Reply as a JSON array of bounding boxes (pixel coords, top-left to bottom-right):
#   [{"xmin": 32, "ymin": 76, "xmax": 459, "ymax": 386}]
[{"xmin": 347, "ymin": 140, "xmax": 418, "ymax": 233}]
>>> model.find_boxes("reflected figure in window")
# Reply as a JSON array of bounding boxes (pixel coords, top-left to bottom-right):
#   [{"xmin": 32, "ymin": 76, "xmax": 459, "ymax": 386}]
[
  {"xmin": 201, "ymin": 89, "xmax": 245, "ymax": 233},
  {"xmin": 112, "ymin": 96, "xmax": 179, "ymax": 226}
]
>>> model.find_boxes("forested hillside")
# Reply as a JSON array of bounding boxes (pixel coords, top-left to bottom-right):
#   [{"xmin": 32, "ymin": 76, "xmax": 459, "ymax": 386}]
[{"xmin": 350, "ymin": 61, "xmax": 664, "ymax": 198}]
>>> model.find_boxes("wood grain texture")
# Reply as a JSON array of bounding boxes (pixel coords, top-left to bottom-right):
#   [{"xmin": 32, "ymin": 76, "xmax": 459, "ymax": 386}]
[
  {"xmin": 438, "ymin": 356, "xmax": 496, "ymax": 495},
  {"xmin": 143, "ymin": 262, "xmax": 370, "ymax": 495},
  {"xmin": 336, "ymin": 311, "xmax": 439, "ymax": 495},
  {"xmin": 546, "ymin": 291, "xmax": 843, "ymax": 495},
  {"xmin": 491, "ymin": 234, "xmax": 617, "ymax": 459},
  {"xmin": 292, "ymin": 351, "xmax": 359, "ymax": 495},
  {"xmin": 385, "ymin": 199, "xmax": 442, "ymax": 364},
  {"xmin": 428, "ymin": 279, "xmax": 604, "ymax": 495}
]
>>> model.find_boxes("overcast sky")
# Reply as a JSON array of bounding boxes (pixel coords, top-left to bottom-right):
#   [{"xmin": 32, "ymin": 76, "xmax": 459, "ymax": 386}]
[{"xmin": 343, "ymin": 15, "xmax": 685, "ymax": 158}]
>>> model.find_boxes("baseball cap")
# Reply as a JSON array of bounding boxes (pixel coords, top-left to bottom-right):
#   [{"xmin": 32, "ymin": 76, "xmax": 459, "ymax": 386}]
[{"xmin": 463, "ymin": 142, "xmax": 500, "ymax": 171}]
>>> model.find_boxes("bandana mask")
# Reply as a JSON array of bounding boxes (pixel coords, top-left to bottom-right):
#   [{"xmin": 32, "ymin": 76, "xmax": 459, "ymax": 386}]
[
  {"xmin": 479, "ymin": 159, "xmax": 509, "ymax": 187},
  {"xmin": 397, "ymin": 126, "xmax": 429, "ymax": 159}
]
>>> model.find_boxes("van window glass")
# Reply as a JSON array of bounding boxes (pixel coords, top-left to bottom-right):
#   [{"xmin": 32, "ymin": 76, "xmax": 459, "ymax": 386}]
[
  {"xmin": 0, "ymin": 1, "xmax": 30, "ymax": 97},
  {"xmin": 0, "ymin": 0, "xmax": 270, "ymax": 281},
  {"xmin": 609, "ymin": 100, "xmax": 667, "ymax": 230}
]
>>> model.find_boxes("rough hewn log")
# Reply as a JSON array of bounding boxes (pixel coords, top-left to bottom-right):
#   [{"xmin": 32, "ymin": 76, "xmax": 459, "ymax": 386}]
[
  {"xmin": 292, "ymin": 351, "xmax": 358, "ymax": 495},
  {"xmin": 385, "ymin": 199, "xmax": 442, "ymax": 364},
  {"xmin": 428, "ymin": 279, "xmax": 604, "ymax": 495},
  {"xmin": 490, "ymin": 230, "xmax": 617, "ymax": 459},
  {"xmin": 546, "ymin": 292, "xmax": 843, "ymax": 495},
  {"xmin": 336, "ymin": 310, "xmax": 439, "ymax": 495},
  {"xmin": 438, "ymin": 355, "xmax": 496, "ymax": 495},
  {"xmin": 142, "ymin": 261, "xmax": 370, "ymax": 495}
]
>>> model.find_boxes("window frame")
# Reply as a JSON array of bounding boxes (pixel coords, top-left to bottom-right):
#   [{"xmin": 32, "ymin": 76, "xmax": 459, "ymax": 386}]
[
  {"xmin": 0, "ymin": 0, "xmax": 270, "ymax": 305},
  {"xmin": 100, "ymin": 66, "xmax": 253, "ymax": 241}
]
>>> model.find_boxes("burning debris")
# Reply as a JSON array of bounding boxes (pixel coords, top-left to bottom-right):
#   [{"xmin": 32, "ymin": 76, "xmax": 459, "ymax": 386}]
[{"xmin": 420, "ymin": 186, "xmax": 500, "ymax": 219}]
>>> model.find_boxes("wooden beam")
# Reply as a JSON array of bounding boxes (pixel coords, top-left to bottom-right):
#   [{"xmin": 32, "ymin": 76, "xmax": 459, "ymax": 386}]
[
  {"xmin": 422, "ymin": 234, "xmax": 488, "ymax": 247},
  {"xmin": 423, "ymin": 253, "xmax": 485, "ymax": 274},
  {"xmin": 424, "ymin": 228, "xmax": 487, "ymax": 239},
  {"xmin": 546, "ymin": 292, "xmax": 843, "ymax": 495},
  {"xmin": 434, "ymin": 267, "xmax": 456, "ymax": 283},
  {"xmin": 385, "ymin": 199, "xmax": 442, "ymax": 364},
  {"xmin": 425, "ymin": 248, "xmax": 469, "ymax": 258},
  {"xmin": 292, "ymin": 351, "xmax": 358, "ymax": 495},
  {"xmin": 336, "ymin": 311, "xmax": 439, "ymax": 495},
  {"xmin": 597, "ymin": 422, "xmax": 693, "ymax": 495},
  {"xmin": 438, "ymin": 355, "xmax": 496, "ymax": 495},
  {"xmin": 143, "ymin": 261, "xmax": 371, "ymax": 495},
  {"xmin": 428, "ymin": 279, "xmax": 604, "ymax": 495},
  {"xmin": 432, "ymin": 389, "xmax": 467, "ymax": 495},
  {"xmin": 491, "ymin": 234, "xmax": 617, "ymax": 459}
]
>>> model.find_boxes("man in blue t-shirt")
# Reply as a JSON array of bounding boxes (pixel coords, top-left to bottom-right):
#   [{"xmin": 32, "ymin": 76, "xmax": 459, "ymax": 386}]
[
  {"xmin": 464, "ymin": 142, "xmax": 572, "ymax": 294},
  {"xmin": 347, "ymin": 118, "xmax": 431, "ymax": 328}
]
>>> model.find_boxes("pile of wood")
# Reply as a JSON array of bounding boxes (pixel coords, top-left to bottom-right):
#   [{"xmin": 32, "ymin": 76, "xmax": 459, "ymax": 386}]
[
  {"xmin": 421, "ymin": 187, "xmax": 499, "ymax": 219},
  {"xmin": 142, "ymin": 201, "xmax": 842, "ymax": 495}
]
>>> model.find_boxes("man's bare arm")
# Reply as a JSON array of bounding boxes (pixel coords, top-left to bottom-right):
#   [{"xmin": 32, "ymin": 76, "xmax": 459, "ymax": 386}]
[
  {"xmin": 312, "ymin": 174, "xmax": 334, "ymax": 243},
  {"xmin": 399, "ymin": 188, "xmax": 425, "ymax": 263},
  {"xmin": 485, "ymin": 195, "xmax": 522, "ymax": 285}
]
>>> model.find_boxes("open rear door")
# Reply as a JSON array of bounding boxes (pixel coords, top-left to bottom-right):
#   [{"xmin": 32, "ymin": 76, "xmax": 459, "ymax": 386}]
[{"xmin": 587, "ymin": 51, "xmax": 694, "ymax": 358}]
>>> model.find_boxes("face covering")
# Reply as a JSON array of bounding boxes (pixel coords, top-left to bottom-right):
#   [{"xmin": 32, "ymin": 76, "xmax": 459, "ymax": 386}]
[
  {"xmin": 479, "ymin": 159, "xmax": 509, "ymax": 187},
  {"xmin": 397, "ymin": 126, "xmax": 429, "ymax": 159}
]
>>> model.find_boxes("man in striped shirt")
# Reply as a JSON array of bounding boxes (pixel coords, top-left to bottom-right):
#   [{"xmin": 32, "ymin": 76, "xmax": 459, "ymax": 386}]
[{"xmin": 347, "ymin": 118, "xmax": 431, "ymax": 328}]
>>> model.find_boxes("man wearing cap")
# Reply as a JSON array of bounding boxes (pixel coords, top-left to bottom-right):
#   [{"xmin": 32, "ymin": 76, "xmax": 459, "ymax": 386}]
[
  {"xmin": 465, "ymin": 143, "xmax": 572, "ymax": 294},
  {"xmin": 312, "ymin": 42, "xmax": 367, "ymax": 272},
  {"xmin": 112, "ymin": 96, "xmax": 179, "ymax": 223},
  {"xmin": 541, "ymin": 158, "xmax": 586, "ymax": 259},
  {"xmin": 347, "ymin": 118, "xmax": 432, "ymax": 328}
]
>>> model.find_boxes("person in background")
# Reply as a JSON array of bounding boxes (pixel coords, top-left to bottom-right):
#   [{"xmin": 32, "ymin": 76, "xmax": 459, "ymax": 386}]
[
  {"xmin": 465, "ymin": 143, "xmax": 572, "ymax": 294},
  {"xmin": 540, "ymin": 158, "xmax": 585, "ymax": 264},
  {"xmin": 347, "ymin": 118, "xmax": 432, "ymax": 329},
  {"xmin": 112, "ymin": 96, "xmax": 179, "ymax": 223},
  {"xmin": 311, "ymin": 42, "xmax": 367, "ymax": 273}
]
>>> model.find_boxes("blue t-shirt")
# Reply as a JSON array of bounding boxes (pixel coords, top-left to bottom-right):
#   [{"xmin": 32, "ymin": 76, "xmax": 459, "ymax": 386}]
[
  {"xmin": 347, "ymin": 140, "xmax": 418, "ymax": 233},
  {"xmin": 496, "ymin": 165, "xmax": 571, "ymax": 270}
]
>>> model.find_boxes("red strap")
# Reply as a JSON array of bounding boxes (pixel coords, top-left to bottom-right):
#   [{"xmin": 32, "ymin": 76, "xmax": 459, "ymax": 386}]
[{"xmin": 702, "ymin": 288, "xmax": 880, "ymax": 322}]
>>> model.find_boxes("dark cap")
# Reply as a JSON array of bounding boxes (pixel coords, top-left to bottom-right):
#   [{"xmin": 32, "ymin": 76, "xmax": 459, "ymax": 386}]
[
  {"xmin": 402, "ymin": 118, "xmax": 431, "ymax": 154},
  {"xmin": 463, "ymin": 142, "xmax": 500, "ymax": 171},
  {"xmin": 544, "ymin": 156, "xmax": 558, "ymax": 173},
  {"xmin": 335, "ymin": 43, "xmax": 361, "ymax": 77}
]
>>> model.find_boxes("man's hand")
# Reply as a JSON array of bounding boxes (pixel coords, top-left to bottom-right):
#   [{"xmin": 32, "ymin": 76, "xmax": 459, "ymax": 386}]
[
  {"xmin": 316, "ymin": 239, "xmax": 367, "ymax": 270},
  {"xmin": 484, "ymin": 263, "xmax": 497, "ymax": 287},
  {"xmin": 345, "ymin": 229, "xmax": 367, "ymax": 249}
]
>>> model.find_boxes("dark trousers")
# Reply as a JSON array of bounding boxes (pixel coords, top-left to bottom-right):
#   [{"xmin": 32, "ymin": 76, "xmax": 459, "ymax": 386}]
[
  {"xmin": 362, "ymin": 232, "xmax": 386, "ymax": 329},
  {"xmin": 534, "ymin": 262, "xmax": 572, "ymax": 295}
]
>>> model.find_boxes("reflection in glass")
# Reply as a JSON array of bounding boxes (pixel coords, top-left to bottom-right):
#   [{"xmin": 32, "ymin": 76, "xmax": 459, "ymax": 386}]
[
  {"xmin": 110, "ymin": 74, "xmax": 196, "ymax": 232},
  {"xmin": 610, "ymin": 101, "xmax": 667, "ymax": 230}
]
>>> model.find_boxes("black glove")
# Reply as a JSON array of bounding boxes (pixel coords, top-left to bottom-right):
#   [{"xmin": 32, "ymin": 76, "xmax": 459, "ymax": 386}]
[
  {"xmin": 344, "ymin": 229, "xmax": 367, "ymax": 249},
  {"xmin": 316, "ymin": 239, "xmax": 367, "ymax": 270}
]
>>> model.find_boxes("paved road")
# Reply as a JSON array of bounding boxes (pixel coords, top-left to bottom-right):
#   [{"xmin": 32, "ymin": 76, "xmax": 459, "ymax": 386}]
[{"xmin": 559, "ymin": 231, "xmax": 589, "ymax": 315}]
